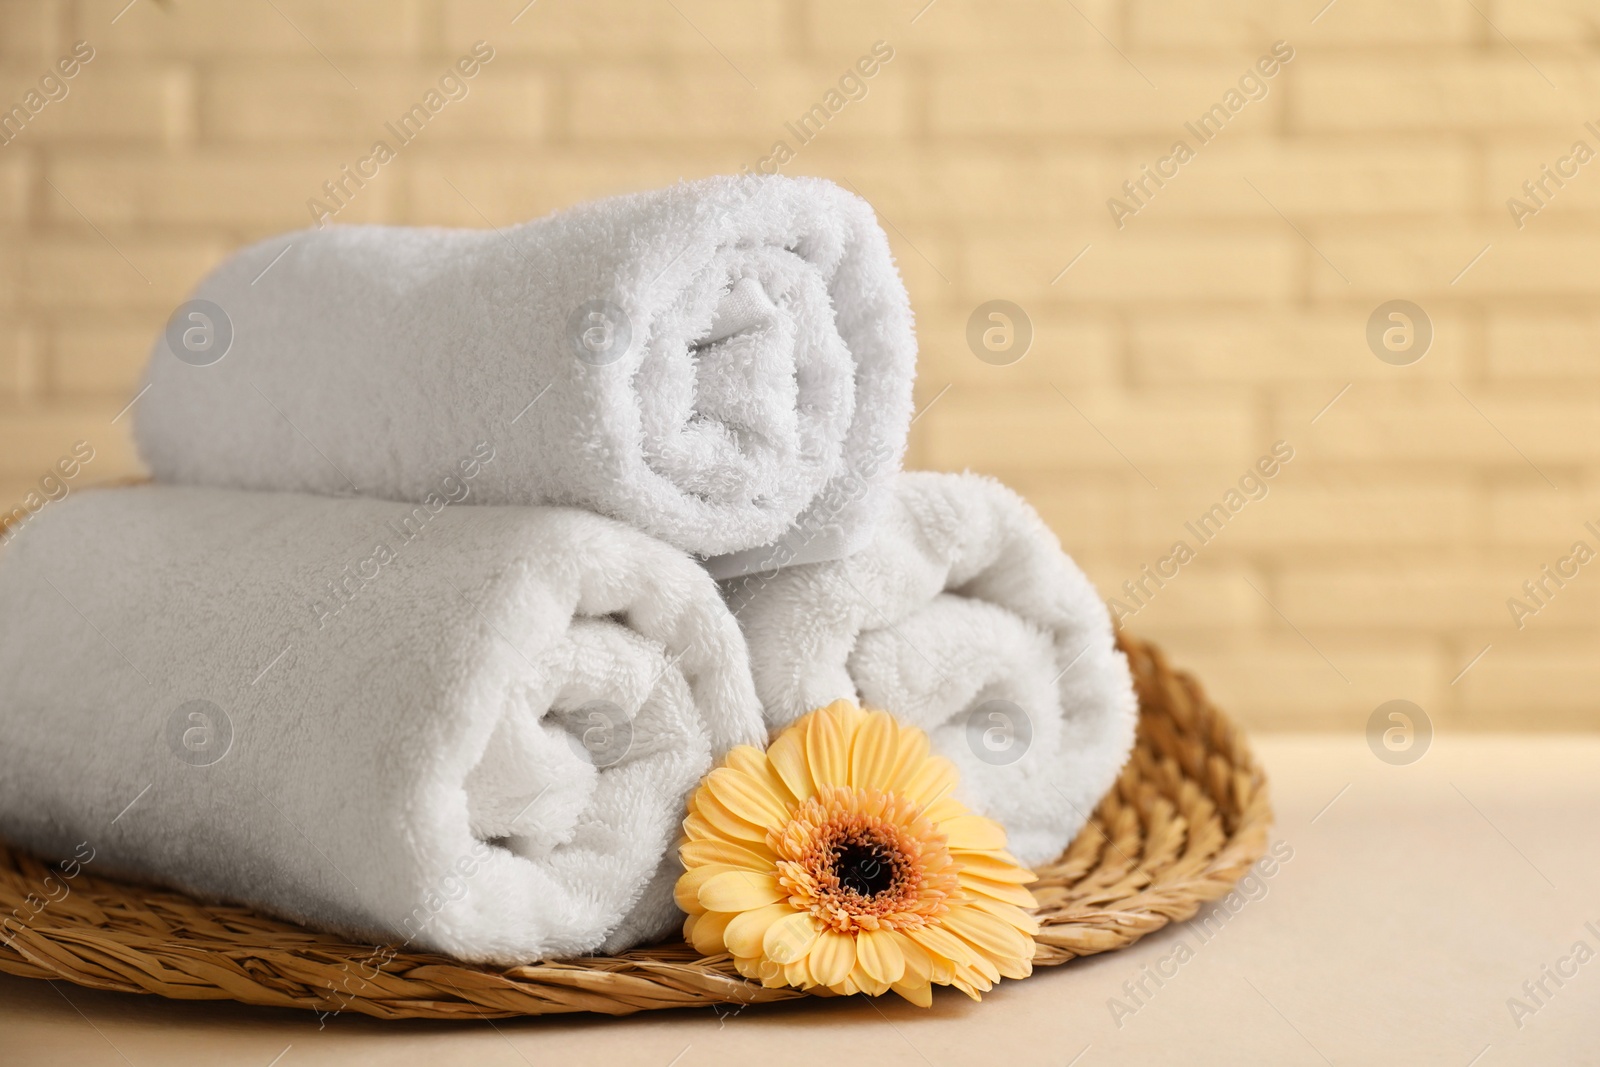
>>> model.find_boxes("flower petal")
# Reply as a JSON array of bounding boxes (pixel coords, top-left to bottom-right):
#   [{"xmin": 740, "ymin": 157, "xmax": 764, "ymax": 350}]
[
  {"xmin": 765, "ymin": 728, "xmax": 816, "ymax": 804},
  {"xmin": 698, "ymin": 870, "xmax": 785, "ymax": 912},
  {"xmin": 783, "ymin": 955, "xmax": 812, "ymax": 988},
  {"xmin": 692, "ymin": 788, "xmax": 771, "ymax": 845},
  {"xmin": 897, "ymin": 931, "xmax": 933, "ymax": 983},
  {"xmin": 722, "ymin": 744, "xmax": 768, "ymax": 778},
  {"xmin": 968, "ymin": 895, "xmax": 1042, "ymax": 937},
  {"xmin": 890, "ymin": 978, "xmax": 933, "ymax": 1007},
  {"xmin": 681, "ymin": 837, "xmax": 776, "ymax": 872},
  {"xmin": 704, "ymin": 767, "xmax": 791, "ymax": 828},
  {"xmin": 957, "ymin": 871, "xmax": 1040, "ymax": 909},
  {"xmin": 727, "ymin": 745, "xmax": 799, "ymax": 807},
  {"xmin": 885, "ymin": 727, "xmax": 931, "ymax": 794},
  {"xmin": 955, "ymin": 950, "xmax": 1001, "ymax": 985},
  {"xmin": 763, "ymin": 909, "xmax": 821, "ymax": 964},
  {"xmin": 824, "ymin": 699, "xmax": 867, "ymax": 726},
  {"xmin": 939, "ymin": 814, "xmax": 1009, "ymax": 852},
  {"xmin": 855, "ymin": 927, "xmax": 907, "ymax": 985},
  {"xmin": 950, "ymin": 972, "xmax": 990, "ymax": 1000},
  {"xmin": 990, "ymin": 950, "xmax": 1034, "ymax": 981},
  {"xmin": 899, "ymin": 754, "xmax": 958, "ymax": 807},
  {"xmin": 681, "ymin": 811, "xmax": 716, "ymax": 842},
  {"xmin": 807, "ymin": 929, "xmax": 856, "ymax": 989},
  {"xmin": 905, "ymin": 924, "xmax": 979, "ymax": 968},
  {"xmin": 674, "ymin": 863, "xmax": 740, "ymax": 912},
  {"xmin": 849, "ymin": 710, "xmax": 899, "ymax": 790},
  {"xmin": 723, "ymin": 902, "xmax": 793, "ymax": 958},
  {"xmin": 849, "ymin": 964, "xmax": 892, "ymax": 997},
  {"xmin": 804, "ymin": 703, "xmax": 851, "ymax": 789},
  {"xmin": 950, "ymin": 850, "xmax": 1036, "ymax": 883},
  {"xmin": 687, "ymin": 909, "xmax": 733, "ymax": 955},
  {"xmin": 760, "ymin": 959, "xmax": 793, "ymax": 989},
  {"xmin": 942, "ymin": 904, "xmax": 1033, "ymax": 962},
  {"xmin": 919, "ymin": 796, "xmax": 966, "ymax": 824}
]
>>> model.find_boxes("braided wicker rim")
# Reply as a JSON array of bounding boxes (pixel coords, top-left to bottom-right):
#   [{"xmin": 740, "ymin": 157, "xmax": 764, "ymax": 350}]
[{"xmin": 0, "ymin": 634, "xmax": 1270, "ymax": 1019}]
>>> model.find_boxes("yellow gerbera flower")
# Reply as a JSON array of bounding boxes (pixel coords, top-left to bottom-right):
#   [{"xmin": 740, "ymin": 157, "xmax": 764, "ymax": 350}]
[{"xmin": 676, "ymin": 700, "xmax": 1039, "ymax": 1005}]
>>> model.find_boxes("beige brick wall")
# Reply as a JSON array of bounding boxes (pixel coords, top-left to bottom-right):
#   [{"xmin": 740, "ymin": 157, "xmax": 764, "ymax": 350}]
[{"xmin": 2, "ymin": 0, "xmax": 1597, "ymax": 731}]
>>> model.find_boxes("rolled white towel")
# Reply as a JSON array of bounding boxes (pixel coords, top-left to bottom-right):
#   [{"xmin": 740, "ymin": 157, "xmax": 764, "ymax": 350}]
[
  {"xmin": 0, "ymin": 486, "xmax": 764, "ymax": 964},
  {"xmin": 133, "ymin": 175, "xmax": 916, "ymax": 579},
  {"xmin": 723, "ymin": 471, "xmax": 1137, "ymax": 868}
]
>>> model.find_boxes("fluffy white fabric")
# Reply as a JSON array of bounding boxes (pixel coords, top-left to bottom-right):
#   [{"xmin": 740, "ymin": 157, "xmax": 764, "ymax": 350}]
[
  {"xmin": 0, "ymin": 486, "xmax": 765, "ymax": 964},
  {"xmin": 133, "ymin": 175, "xmax": 917, "ymax": 579},
  {"xmin": 723, "ymin": 472, "xmax": 1137, "ymax": 868}
]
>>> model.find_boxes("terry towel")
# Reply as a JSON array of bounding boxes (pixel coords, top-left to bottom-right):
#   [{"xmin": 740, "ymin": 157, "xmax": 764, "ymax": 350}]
[
  {"xmin": 0, "ymin": 486, "xmax": 765, "ymax": 965},
  {"xmin": 723, "ymin": 471, "xmax": 1138, "ymax": 868},
  {"xmin": 133, "ymin": 175, "xmax": 917, "ymax": 579}
]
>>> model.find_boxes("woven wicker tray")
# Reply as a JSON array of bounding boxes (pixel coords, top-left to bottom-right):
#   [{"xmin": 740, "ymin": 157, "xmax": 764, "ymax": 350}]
[{"xmin": 0, "ymin": 634, "xmax": 1270, "ymax": 1019}]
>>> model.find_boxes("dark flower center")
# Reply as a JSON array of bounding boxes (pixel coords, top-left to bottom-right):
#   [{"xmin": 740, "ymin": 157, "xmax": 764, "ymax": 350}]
[{"xmin": 832, "ymin": 841, "xmax": 896, "ymax": 898}]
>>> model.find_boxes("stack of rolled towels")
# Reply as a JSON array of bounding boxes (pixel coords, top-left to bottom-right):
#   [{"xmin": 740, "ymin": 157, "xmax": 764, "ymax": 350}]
[{"xmin": 0, "ymin": 176, "xmax": 1136, "ymax": 966}]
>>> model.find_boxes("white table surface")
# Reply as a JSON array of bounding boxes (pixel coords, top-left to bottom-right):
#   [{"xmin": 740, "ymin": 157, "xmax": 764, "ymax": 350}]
[{"xmin": 2, "ymin": 734, "xmax": 1597, "ymax": 1066}]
